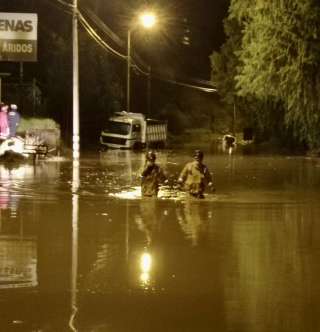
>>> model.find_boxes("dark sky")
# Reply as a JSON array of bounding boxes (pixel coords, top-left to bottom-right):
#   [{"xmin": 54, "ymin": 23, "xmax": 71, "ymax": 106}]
[
  {"xmin": 83, "ymin": 0, "xmax": 230, "ymax": 80},
  {"xmin": 0, "ymin": 0, "xmax": 230, "ymax": 81}
]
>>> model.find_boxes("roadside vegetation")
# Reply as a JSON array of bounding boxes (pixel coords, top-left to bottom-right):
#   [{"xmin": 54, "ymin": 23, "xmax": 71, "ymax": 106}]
[
  {"xmin": 17, "ymin": 118, "xmax": 59, "ymax": 133},
  {"xmin": 211, "ymin": 0, "xmax": 320, "ymax": 152}
]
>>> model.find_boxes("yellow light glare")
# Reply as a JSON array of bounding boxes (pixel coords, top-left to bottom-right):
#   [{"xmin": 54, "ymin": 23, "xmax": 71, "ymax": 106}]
[
  {"xmin": 139, "ymin": 13, "xmax": 156, "ymax": 28},
  {"xmin": 140, "ymin": 272, "xmax": 150, "ymax": 284},
  {"xmin": 140, "ymin": 253, "xmax": 152, "ymax": 272}
]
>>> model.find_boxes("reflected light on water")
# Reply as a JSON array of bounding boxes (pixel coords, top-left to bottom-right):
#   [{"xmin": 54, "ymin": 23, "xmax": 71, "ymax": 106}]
[
  {"xmin": 69, "ymin": 160, "xmax": 80, "ymax": 332},
  {"xmin": 0, "ymin": 164, "xmax": 34, "ymax": 180},
  {"xmin": 140, "ymin": 252, "xmax": 152, "ymax": 287},
  {"xmin": 110, "ymin": 186, "xmax": 186, "ymax": 200}
]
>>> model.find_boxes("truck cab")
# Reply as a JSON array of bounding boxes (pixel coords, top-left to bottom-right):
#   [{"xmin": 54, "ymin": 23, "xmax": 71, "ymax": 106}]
[{"xmin": 100, "ymin": 112, "xmax": 166, "ymax": 149}]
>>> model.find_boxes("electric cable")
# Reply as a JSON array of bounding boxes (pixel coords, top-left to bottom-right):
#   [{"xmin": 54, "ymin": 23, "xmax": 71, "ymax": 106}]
[
  {"xmin": 153, "ymin": 76, "xmax": 217, "ymax": 92},
  {"xmin": 54, "ymin": 0, "xmax": 74, "ymax": 9},
  {"xmin": 78, "ymin": 12, "xmax": 127, "ymax": 60},
  {"xmin": 50, "ymin": 0, "xmax": 217, "ymax": 92},
  {"xmin": 45, "ymin": 0, "xmax": 73, "ymax": 15}
]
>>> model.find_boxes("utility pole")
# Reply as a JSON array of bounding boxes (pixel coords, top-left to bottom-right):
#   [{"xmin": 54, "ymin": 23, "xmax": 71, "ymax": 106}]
[
  {"xmin": 147, "ymin": 66, "xmax": 151, "ymax": 115},
  {"xmin": 233, "ymin": 101, "xmax": 236, "ymax": 136},
  {"xmin": 0, "ymin": 73, "xmax": 11, "ymax": 103},
  {"xmin": 19, "ymin": 62, "xmax": 24, "ymax": 83},
  {"xmin": 72, "ymin": 0, "xmax": 80, "ymax": 161},
  {"xmin": 126, "ymin": 30, "xmax": 131, "ymax": 113}
]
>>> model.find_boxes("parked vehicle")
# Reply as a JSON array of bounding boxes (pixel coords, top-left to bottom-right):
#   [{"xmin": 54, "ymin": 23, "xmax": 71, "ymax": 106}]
[
  {"xmin": 0, "ymin": 128, "xmax": 60, "ymax": 162},
  {"xmin": 100, "ymin": 112, "xmax": 167, "ymax": 149}
]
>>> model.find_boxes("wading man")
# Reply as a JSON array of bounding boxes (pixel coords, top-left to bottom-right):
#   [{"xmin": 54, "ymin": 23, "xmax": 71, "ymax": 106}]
[
  {"xmin": 141, "ymin": 151, "xmax": 166, "ymax": 197},
  {"xmin": 178, "ymin": 150, "xmax": 213, "ymax": 199}
]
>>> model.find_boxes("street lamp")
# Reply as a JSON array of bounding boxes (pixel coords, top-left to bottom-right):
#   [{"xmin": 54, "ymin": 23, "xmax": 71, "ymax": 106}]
[
  {"xmin": 126, "ymin": 12, "xmax": 156, "ymax": 114},
  {"xmin": 140, "ymin": 13, "xmax": 157, "ymax": 28}
]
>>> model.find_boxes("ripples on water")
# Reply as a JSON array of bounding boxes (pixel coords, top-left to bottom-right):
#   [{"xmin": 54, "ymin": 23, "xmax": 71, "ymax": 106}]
[{"xmin": 0, "ymin": 151, "xmax": 320, "ymax": 331}]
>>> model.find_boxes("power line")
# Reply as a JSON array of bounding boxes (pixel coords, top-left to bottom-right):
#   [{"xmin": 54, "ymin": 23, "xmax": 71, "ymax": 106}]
[
  {"xmin": 54, "ymin": 0, "xmax": 74, "ymax": 9},
  {"xmin": 49, "ymin": 0, "xmax": 126, "ymax": 59},
  {"xmin": 153, "ymin": 75, "xmax": 217, "ymax": 92},
  {"xmin": 78, "ymin": 12, "xmax": 127, "ymax": 60},
  {"xmin": 81, "ymin": 6, "xmax": 149, "ymax": 69},
  {"xmin": 80, "ymin": 6, "xmax": 124, "ymax": 49},
  {"xmin": 45, "ymin": 0, "xmax": 73, "ymax": 15},
  {"xmin": 50, "ymin": 0, "xmax": 217, "ymax": 93}
]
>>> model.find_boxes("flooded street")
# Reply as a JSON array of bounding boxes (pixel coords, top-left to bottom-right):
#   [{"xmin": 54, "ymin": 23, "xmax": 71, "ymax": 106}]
[{"xmin": 1, "ymin": 150, "xmax": 320, "ymax": 332}]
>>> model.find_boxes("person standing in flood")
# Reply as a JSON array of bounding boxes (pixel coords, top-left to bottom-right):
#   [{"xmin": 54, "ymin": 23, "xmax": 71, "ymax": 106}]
[
  {"xmin": 0, "ymin": 103, "xmax": 9, "ymax": 141},
  {"xmin": 7, "ymin": 104, "xmax": 21, "ymax": 138},
  {"xmin": 141, "ymin": 151, "xmax": 167, "ymax": 197},
  {"xmin": 178, "ymin": 150, "xmax": 213, "ymax": 199},
  {"xmin": 222, "ymin": 134, "xmax": 236, "ymax": 154}
]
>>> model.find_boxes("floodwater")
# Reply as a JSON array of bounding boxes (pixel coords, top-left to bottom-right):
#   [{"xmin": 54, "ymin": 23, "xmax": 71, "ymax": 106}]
[{"xmin": 0, "ymin": 150, "xmax": 320, "ymax": 332}]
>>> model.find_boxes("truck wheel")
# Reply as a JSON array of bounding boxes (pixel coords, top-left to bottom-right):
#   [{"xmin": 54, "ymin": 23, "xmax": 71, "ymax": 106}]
[{"xmin": 133, "ymin": 142, "xmax": 144, "ymax": 150}]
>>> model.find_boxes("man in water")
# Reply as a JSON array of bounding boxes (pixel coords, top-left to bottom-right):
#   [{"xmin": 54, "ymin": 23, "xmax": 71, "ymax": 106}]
[
  {"xmin": 178, "ymin": 150, "xmax": 213, "ymax": 198},
  {"xmin": 222, "ymin": 134, "xmax": 236, "ymax": 154},
  {"xmin": 141, "ymin": 151, "xmax": 166, "ymax": 197}
]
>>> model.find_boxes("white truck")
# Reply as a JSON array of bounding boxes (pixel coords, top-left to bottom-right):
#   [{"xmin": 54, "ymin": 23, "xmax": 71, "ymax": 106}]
[{"xmin": 100, "ymin": 112, "xmax": 167, "ymax": 149}]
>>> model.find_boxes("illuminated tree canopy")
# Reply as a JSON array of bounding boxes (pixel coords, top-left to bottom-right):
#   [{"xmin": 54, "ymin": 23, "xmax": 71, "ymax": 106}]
[{"xmin": 212, "ymin": 0, "xmax": 320, "ymax": 148}]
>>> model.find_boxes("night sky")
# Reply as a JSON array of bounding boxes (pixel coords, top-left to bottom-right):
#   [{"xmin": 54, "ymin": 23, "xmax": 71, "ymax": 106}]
[
  {"xmin": 0, "ymin": 0, "xmax": 229, "ymax": 81},
  {"xmin": 81, "ymin": 0, "xmax": 230, "ymax": 80},
  {"xmin": 0, "ymin": 0, "xmax": 230, "ymax": 87}
]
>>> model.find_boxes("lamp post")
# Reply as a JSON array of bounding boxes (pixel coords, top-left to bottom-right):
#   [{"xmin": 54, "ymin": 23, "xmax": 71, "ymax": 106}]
[
  {"xmin": 126, "ymin": 12, "xmax": 156, "ymax": 114},
  {"xmin": 126, "ymin": 29, "xmax": 132, "ymax": 114}
]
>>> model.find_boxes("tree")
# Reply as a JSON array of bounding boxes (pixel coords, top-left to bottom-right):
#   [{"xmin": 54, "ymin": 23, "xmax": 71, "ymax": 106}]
[
  {"xmin": 211, "ymin": 0, "xmax": 320, "ymax": 149},
  {"xmin": 233, "ymin": 0, "xmax": 320, "ymax": 148},
  {"xmin": 210, "ymin": 18, "xmax": 259, "ymax": 135}
]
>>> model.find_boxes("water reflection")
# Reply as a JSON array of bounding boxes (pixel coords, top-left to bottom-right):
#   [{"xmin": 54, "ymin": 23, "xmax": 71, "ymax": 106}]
[
  {"xmin": 0, "ymin": 164, "xmax": 37, "ymax": 289},
  {"xmin": 0, "ymin": 164, "xmax": 22, "ymax": 216},
  {"xmin": 100, "ymin": 149, "xmax": 144, "ymax": 183},
  {"xmin": 0, "ymin": 161, "xmax": 70, "ymax": 331},
  {"xmin": 139, "ymin": 252, "xmax": 152, "ymax": 287},
  {"xmin": 223, "ymin": 202, "xmax": 320, "ymax": 332},
  {"xmin": 134, "ymin": 200, "xmax": 161, "ymax": 290},
  {"xmin": 69, "ymin": 160, "xmax": 80, "ymax": 331},
  {"xmin": 177, "ymin": 200, "xmax": 212, "ymax": 246},
  {"xmin": 0, "ymin": 236, "xmax": 37, "ymax": 289},
  {"xmin": 0, "ymin": 154, "xmax": 319, "ymax": 331}
]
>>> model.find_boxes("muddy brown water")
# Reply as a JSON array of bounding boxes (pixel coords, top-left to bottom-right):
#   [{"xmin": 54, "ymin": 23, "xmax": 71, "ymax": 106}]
[{"xmin": 0, "ymin": 150, "xmax": 320, "ymax": 332}]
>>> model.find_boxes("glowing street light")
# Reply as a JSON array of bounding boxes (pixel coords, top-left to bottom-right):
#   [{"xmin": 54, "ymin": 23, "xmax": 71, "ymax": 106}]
[
  {"xmin": 139, "ymin": 12, "xmax": 156, "ymax": 28},
  {"xmin": 127, "ymin": 12, "xmax": 157, "ymax": 114}
]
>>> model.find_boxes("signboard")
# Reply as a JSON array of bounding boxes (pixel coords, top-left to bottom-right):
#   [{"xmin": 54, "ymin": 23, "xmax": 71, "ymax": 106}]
[{"xmin": 0, "ymin": 12, "xmax": 38, "ymax": 62}]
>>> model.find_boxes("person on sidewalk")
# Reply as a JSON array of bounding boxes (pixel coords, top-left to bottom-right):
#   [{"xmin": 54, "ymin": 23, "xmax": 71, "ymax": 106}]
[
  {"xmin": 0, "ymin": 103, "xmax": 9, "ymax": 141},
  {"xmin": 8, "ymin": 104, "xmax": 21, "ymax": 138}
]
